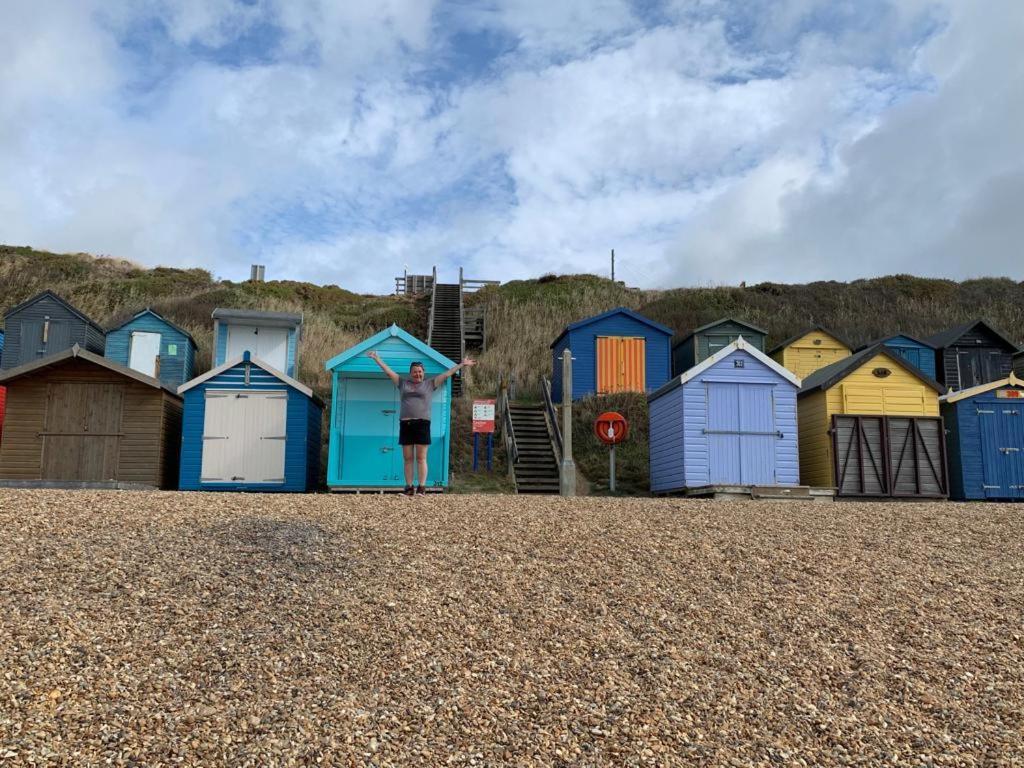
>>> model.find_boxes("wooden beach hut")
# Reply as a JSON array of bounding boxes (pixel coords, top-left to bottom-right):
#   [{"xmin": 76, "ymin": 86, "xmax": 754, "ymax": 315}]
[
  {"xmin": 768, "ymin": 326, "xmax": 851, "ymax": 379},
  {"xmin": 1013, "ymin": 350, "xmax": 1024, "ymax": 378},
  {"xmin": 940, "ymin": 374, "xmax": 1024, "ymax": 501},
  {"xmin": 0, "ymin": 345, "xmax": 182, "ymax": 489},
  {"xmin": 105, "ymin": 308, "xmax": 198, "ymax": 389},
  {"xmin": 325, "ymin": 325, "xmax": 454, "ymax": 491},
  {"xmin": 0, "ymin": 330, "xmax": 6, "ymax": 443},
  {"xmin": 797, "ymin": 345, "xmax": 947, "ymax": 498},
  {"xmin": 924, "ymin": 320, "xmax": 1017, "ymax": 392},
  {"xmin": 178, "ymin": 352, "xmax": 323, "ymax": 492},
  {"xmin": 648, "ymin": 337, "xmax": 801, "ymax": 493},
  {"xmin": 550, "ymin": 307, "xmax": 672, "ymax": 402},
  {"xmin": 857, "ymin": 334, "xmax": 937, "ymax": 381},
  {"xmin": 672, "ymin": 318, "xmax": 767, "ymax": 376},
  {"xmin": 1, "ymin": 290, "xmax": 105, "ymax": 370},
  {"xmin": 212, "ymin": 308, "xmax": 303, "ymax": 378}
]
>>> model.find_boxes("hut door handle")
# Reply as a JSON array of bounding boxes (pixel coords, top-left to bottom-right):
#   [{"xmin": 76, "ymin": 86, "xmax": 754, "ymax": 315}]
[
  {"xmin": 380, "ymin": 447, "xmax": 393, "ymax": 453},
  {"xmin": 382, "ymin": 409, "xmax": 396, "ymax": 414}
]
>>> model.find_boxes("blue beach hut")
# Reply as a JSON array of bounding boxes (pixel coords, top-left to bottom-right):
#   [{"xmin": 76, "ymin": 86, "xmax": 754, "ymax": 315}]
[
  {"xmin": 857, "ymin": 334, "xmax": 936, "ymax": 380},
  {"xmin": 105, "ymin": 308, "xmax": 198, "ymax": 389},
  {"xmin": 940, "ymin": 373, "xmax": 1024, "ymax": 500},
  {"xmin": 212, "ymin": 308, "xmax": 303, "ymax": 378},
  {"xmin": 550, "ymin": 307, "xmax": 673, "ymax": 402},
  {"xmin": 325, "ymin": 325, "xmax": 455, "ymax": 491},
  {"xmin": 177, "ymin": 352, "xmax": 323, "ymax": 492},
  {"xmin": 648, "ymin": 337, "xmax": 801, "ymax": 493}
]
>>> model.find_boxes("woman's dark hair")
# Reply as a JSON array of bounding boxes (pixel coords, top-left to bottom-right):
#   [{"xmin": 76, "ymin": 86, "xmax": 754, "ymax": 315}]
[{"xmin": 409, "ymin": 361, "xmax": 425, "ymax": 372}]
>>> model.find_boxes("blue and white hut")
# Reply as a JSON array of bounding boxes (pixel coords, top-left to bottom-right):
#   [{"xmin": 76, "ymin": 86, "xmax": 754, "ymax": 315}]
[
  {"xmin": 212, "ymin": 308, "xmax": 302, "ymax": 379},
  {"xmin": 105, "ymin": 308, "xmax": 198, "ymax": 389}
]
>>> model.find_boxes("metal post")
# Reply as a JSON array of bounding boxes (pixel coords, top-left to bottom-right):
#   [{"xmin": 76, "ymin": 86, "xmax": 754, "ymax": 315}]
[
  {"xmin": 487, "ymin": 433, "xmax": 493, "ymax": 472},
  {"xmin": 473, "ymin": 432, "xmax": 479, "ymax": 471},
  {"xmin": 609, "ymin": 445, "xmax": 616, "ymax": 492},
  {"xmin": 560, "ymin": 349, "xmax": 577, "ymax": 496},
  {"xmin": 611, "ymin": 249, "xmax": 615, "ymax": 282}
]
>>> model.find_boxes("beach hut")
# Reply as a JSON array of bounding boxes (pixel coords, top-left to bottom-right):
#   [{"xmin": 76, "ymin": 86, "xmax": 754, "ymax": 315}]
[
  {"xmin": 105, "ymin": 308, "xmax": 198, "ymax": 389},
  {"xmin": 550, "ymin": 307, "xmax": 673, "ymax": 402},
  {"xmin": 924, "ymin": 320, "xmax": 1017, "ymax": 391},
  {"xmin": 325, "ymin": 324, "xmax": 454, "ymax": 491},
  {"xmin": 648, "ymin": 337, "xmax": 801, "ymax": 493},
  {"xmin": 797, "ymin": 345, "xmax": 947, "ymax": 498},
  {"xmin": 672, "ymin": 318, "xmax": 767, "ymax": 376},
  {"xmin": 1013, "ymin": 350, "xmax": 1024, "ymax": 378},
  {"xmin": 940, "ymin": 374, "xmax": 1024, "ymax": 500},
  {"xmin": 212, "ymin": 308, "xmax": 303, "ymax": 378},
  {"xmin": 0, "ymin": 330, "xmax": 6, "ymax": 443},
  {"xmin": 768, "ymin": 326, "xmax": 851, "ymax": 379},
  {"xmin": 857, "ymin": 334, "xmax": 937, "ymax": 381},
  {"xmin": 0, "ymin": 345, "xmax": 182, "ymax": 488},
  {"xmin": 178, "ymin": 352, "xmax": 322, "ymax": 492},
  {"xmin": 1, "ymin": 290, "xmax": 105, "ymax": 370}
]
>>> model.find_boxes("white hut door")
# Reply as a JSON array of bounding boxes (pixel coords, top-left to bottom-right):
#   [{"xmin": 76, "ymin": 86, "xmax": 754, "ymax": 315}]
[
  {"xmin": 201, "ymin": 391, "xmax": 287, "ymax": 483},
  {"xmin": 227, "ymin": 325, "xmax": 289, "ymax": 372},
  {"xmin": 248, "ymin": 392, "xmax": 287, "ymax": 483},
  {"xmin": 129, "ymin": 331, "xmax": 161, "ymax": 377}
]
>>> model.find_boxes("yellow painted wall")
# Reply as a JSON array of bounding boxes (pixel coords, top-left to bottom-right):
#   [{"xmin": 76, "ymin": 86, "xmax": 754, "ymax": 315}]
[
  {"xmin": 772, "ymin": 330, "xmax": 851, "ymax": 378},
  {"xmin": 797, "ymin": 352, "xmax": 940, "ymax": 487}
]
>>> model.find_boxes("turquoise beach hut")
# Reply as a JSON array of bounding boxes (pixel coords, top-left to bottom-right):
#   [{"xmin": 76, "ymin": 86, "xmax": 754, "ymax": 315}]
[{"xmin": 325, "ymin": 325, "xmax": 455, "ymax": 491}]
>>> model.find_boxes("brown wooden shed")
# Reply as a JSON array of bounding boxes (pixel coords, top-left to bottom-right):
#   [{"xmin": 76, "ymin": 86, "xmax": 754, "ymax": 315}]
[{"xmin": 0, "ymin": 344, "xmax": 183, "ymax": 489}]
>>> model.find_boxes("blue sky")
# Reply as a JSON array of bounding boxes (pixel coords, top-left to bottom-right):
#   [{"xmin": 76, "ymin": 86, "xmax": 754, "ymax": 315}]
[{"xmin": 1, "ymin": 0, "xmax": 1021, "ymax": 293}]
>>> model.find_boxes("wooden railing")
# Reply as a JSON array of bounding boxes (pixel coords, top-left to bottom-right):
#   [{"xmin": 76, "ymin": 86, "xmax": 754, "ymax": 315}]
[
  {"xmin": 497, "ymin": 375, "xmax": 519, "ymax": 474},
  {"xmin": 542, "ymin": 376, "xmax": 562, "ymax": 464},
  {"xmin": 459, "ymin": 266, "xmax": 500, "ymax": 294},
  {"xmin": 395, "ymin": 270, "xmax": 435, "ymax": 296},
  {"xmin": 426, "ymin": 266, "xmax": 438, "ymax": 345}
]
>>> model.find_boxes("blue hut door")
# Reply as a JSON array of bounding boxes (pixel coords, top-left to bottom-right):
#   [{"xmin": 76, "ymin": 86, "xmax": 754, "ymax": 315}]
[
  {"xmin": 339, "ymin": 378, "xmax": 400, "ymax": 485},
  {"xmin": 1007, "ymin": 405, "xmax": 1024, "ymax": 499},
  {"xmin": 980, "ymin": 402, "xmax": 1024, "ymax": 499},
  {"xmin": 707, "ymin": 383, "xmax": 777, "ymax": 485}
]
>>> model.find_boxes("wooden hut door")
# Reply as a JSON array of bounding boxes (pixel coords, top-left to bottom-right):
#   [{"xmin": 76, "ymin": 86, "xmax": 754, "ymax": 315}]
[
  {"xmin": 129, "ymin": 331, "xmax": 161, "ymax": 377},
  {"xmin": 980, "ymin": 403, "xmax": 1024, "ymax": 499},
  {"xmin": 41, "ymin": 382, "xmax": 124, "ymax": 481},
  {"xmin": 707, "ymin": 383, "xmax": 777, "ymax": 486},
  {"xmin": 596, "ymin": 337, "xmax": 646, "ymax": 394},
  {"xmin": 887, "ymin": 417, "xmax": 947, "ymax": 498},
  {"xmin": 831, "ymin": 415, "xmax": 887, "ymax": 496}
]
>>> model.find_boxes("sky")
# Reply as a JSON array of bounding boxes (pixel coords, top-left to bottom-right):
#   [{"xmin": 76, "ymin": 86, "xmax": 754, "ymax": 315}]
[{"xmin": 1, "ymin": 0, "xmax": 1021, "ymax": 293}]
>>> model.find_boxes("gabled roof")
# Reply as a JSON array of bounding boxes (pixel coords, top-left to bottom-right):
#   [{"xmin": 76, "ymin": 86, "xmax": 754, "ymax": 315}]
[
  {"xmin": 939, "ymin": 373, "xmax": 1023, "ymax": 404},
  {"xmin": 649, "ymin": 336, "xmax": 800, "ymax": 401},
  {"xmin": 0, "ymin": 343, "xmax": 179, "ymax": 395},
  {"xmin": 673, "ymin": 317, "xmax": 767, "ymax": 349},
  {"xmin": 107, "ymin": 308, "xmax": 198, "ymax": 349},
  {"xmin": 924, "ymin": 319, "xmax": 1018, "ymax": 352},
  {"xmin": 855, "ymin": 332, "xmax": 935, "ymax": 352},
  {"xmin": 179, "ymin": 350, "xmax": 322, "ymax": 405},
  {"xmin": 768, "ymin": 325, "xmax": 851, "ymax": 356},
  {"xmin": 325, "ymin": 324, "xmax": 457, "ymax": 371},
  {"xmin": 3, "ymin": 290, "xmax": 104, "ymax": 333},
  {"xmin": 798, "ymin": 344, "xmax": 945, "ymax": 398},
  {"xmin": 212, "ymin": 307, "xmax": 303, "ymax": 327},
  {"xmin": 550, "ymin": 307, "xmax": 674, "ymax": 349}
]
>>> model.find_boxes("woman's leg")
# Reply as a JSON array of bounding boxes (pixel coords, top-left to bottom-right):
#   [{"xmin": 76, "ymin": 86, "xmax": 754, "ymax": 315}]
[
  {"xmin": 415, "ymin": 444, "xmax": 429, "ymax": 488},
  {"xmin": 402, "ymin": 445, "xmax": 415, "ymax": 487}
]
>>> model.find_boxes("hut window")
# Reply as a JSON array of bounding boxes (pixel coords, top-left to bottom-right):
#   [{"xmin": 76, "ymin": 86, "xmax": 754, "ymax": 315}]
[
  {"xmin": 43, "ymin": 317, "xmax": 50, "ymax": 343},
  {"xmin": 168, "ymin": 344, "xmax": 178, "ymax": 356},
  {"xmin": 872, "ymin": 367, "xmax": 892, "ymax": 378},
  {"xmin": 813, "ymin": 339, "xmax": 821, "ymax": 345}
]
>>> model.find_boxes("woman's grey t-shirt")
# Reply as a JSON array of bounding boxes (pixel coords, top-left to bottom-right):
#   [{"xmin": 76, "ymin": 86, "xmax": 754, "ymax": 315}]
[{"xmin": 398, "ymin": 377, "xmax": 436, "ymax": 420}]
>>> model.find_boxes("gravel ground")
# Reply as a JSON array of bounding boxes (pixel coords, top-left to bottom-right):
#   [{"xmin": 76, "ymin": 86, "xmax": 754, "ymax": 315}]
[{"xmin": 0, "ymin": 490, "xmax": 1022, "ymax": 767}]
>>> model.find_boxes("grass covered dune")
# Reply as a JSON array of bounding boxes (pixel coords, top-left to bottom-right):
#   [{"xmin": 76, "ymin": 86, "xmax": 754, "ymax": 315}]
[{"xmin": 1, "ymin": 490, "xmax": 1021, "ymax": 765}]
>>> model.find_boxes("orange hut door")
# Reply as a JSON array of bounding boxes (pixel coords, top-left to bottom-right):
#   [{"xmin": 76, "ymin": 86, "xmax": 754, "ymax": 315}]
[{"xmin": 597, "ymin": 337, "xmax": 646, "ymax": 394}]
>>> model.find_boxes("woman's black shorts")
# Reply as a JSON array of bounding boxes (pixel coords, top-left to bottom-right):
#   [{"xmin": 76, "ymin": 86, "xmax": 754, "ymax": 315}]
[{"xmin": 399, "ymin": 419, "xmax": 432, "ymax": 446}]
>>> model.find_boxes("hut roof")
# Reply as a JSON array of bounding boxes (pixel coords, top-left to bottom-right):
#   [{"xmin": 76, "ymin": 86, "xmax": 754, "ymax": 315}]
[
  {"xmin": 767, "ymin": 325, "xmax": 851, "ymax": 356},
  {"xmin": 798, "ymin": 344, "xmax": 945, "ymax": 398},
  {"xmin": 939, "ymin": 373, "xmax": 1024, "ymax": 404},
  {"xmin": 211, "ymin": 308, "xmax": 303, "ymax": 327},
  {"xmin": 550, "ymin": 307, "xmax": 673, "ymax": 349},
  {"xmin": 0, "ymin": 343, "xmax": 179, "ymax": 396},
  {"xmin": 672, "ymin": 317, "xmax": 767, "ymax": 349},
  {"xmin": 107, "ymin": 308, "xmax": 198, "ymax": 349},
  {"xmin": 855, "ymin": 332, "xmax": 935, "ymax": 352},
  {"xmin": 3, "ymin": 290, "xmax": 105, "ymax": 333},
  {"xmin": 179, "ymin": 350, "xmax": 322, "ymax": 405},
  {"xmin": 650, "ymin": 336, "xmax": 800, "ymax": 401},
  {"xmin": 325, "ymin": 324, "xmax": 456, "ymax": 372},
  {"xmin": 923, "ymin": 319, "xmax": 1018, "ymax": 352}
]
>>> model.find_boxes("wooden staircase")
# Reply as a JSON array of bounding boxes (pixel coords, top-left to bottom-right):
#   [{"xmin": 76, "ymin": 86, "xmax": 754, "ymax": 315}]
[
  {"xmin": 429, "ymin": 283, "xmax": 463, "ymax": 397},
  {"xmin": 508, "ymin": 405, "xmax": 560, "ymax": 494}
]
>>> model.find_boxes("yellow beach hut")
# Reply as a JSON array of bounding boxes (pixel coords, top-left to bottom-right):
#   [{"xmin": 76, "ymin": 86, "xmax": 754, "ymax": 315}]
[
  {"xmin": 769, "ymin": 326, "xmax": 851, "ymax": 379},
  {"xmin": 797, "ymin": 344, "xmax": 948, "ymax": 498}
]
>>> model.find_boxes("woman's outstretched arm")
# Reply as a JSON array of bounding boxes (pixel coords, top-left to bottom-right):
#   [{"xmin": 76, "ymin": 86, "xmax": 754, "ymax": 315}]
[
  {"xmin": 432, "ymin": 358, "xmax": 476, "ymax": 388},
  {"xmin": 367, "ymin": 350, "xmax": 401, "ymax": 387}
]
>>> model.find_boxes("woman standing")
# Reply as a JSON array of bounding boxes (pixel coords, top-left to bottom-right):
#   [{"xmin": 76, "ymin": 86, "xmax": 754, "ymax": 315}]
[{"xmin": 367, "ymin": 350, "xmax": 475, "ymax": 495}]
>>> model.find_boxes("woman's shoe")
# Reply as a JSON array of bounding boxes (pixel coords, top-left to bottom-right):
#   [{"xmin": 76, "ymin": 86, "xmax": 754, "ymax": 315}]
[
  {"xmin": 416, "ymin": 485, "xmax": 427, "ymax": 496},
  {"xmin": 403, "ymin": 485, "xmax": 415, "ymax": 496}
]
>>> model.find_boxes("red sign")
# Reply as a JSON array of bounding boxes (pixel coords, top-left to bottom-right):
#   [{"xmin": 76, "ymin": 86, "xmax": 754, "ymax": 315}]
[
  {"xmin": 472, "ymin": 399, "xmax": 496, "ymax": 433},
  {"xmin": 997, "ymin": 389, "xmax": 1023, "ymax": 399},
  {"xmin": 594, "ymin": 411, "xmax": 629, "ymax": 445}
]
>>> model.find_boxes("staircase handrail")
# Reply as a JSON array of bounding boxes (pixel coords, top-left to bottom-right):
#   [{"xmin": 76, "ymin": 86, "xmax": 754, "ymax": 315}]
[
  {"xmin": 458, "ymin": 269, "xmax": 466, "ymax": 368},
  {"xmin": 542, "ymin": 376, "xmax": 563, "ymax": 464},
  {"xmin": 497, "ymin": 377, "xmax": 519, "ymax": 469},
  {"xmin": 427, "ymin": 267, "xmax": 437, "ymax": 346}
]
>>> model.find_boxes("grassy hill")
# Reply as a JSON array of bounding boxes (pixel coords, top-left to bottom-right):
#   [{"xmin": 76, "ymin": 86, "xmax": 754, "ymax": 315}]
[{"xmin": 3, "ymin": 245, "xmax": 1023, "ymax": 493}]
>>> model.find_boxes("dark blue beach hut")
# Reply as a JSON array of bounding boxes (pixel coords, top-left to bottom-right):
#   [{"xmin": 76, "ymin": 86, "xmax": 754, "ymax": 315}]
[
  {"xmin": 1014, "ymin": 350, "xmax": 1024, "ymax": 378},
  {"xmin": 550, "ymin": 307, "xmax": 672, "ymax": 402},
  {"xmin": 672, "ymin": 318, "xmax": 768, "ymax": 377},
  {"xmin": 324, "ymin": 325, "xmax": 454, "ymax": 491},
  {"xmin": 105, "ymin": 308, "xmax": 198, "ymax": 389},
  {"xmin": 1, "ymin": 290, "xmax": 105, "ymax": 370},
  {"xmin": 941, "ymin": 374, "xmax": 1024, "ymax": 500},
  {"xmin": 857, "ymin": 334, "xmax": 936, "ymax": 380},
  {"xmin": 924, "ymin": 319, "xmax": 1017, "ymax": 391},
  {"xmin": 177, "ymin": 351, "xmax": 322, "ymax": 492},
  {"xmin": 648, "ymin": 337, "xmax": 801, "ymax": 493}
]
